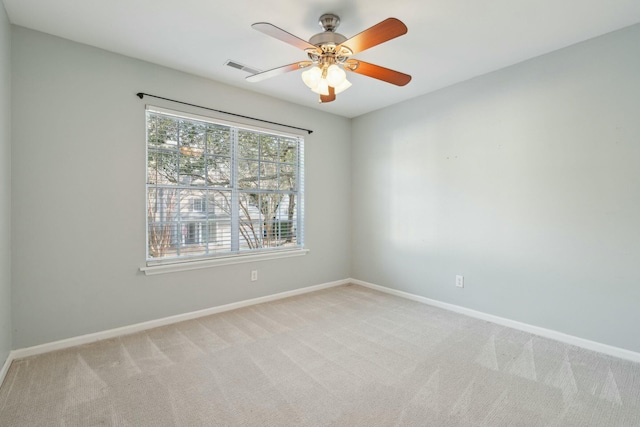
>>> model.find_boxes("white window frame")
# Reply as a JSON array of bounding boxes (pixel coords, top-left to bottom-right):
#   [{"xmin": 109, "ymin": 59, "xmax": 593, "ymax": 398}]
[
  {"xmin": 191, "ymin": 197, "xmax": 204, "ymax": 212},
  {"xmin": 141, "ymin": 106, "xmax": 307, "ymax": 275}
]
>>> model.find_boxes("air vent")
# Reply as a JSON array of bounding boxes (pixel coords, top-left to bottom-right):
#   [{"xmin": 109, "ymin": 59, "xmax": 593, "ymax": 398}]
[{"xmin": 224, "ymin": 60, "xmax": 262, "ymax": 75}]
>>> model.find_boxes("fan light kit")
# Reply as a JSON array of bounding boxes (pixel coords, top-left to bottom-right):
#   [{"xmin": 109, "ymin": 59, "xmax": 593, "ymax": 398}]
[{"xmin": 247, "ymin": 14, "xmax": 411, "ymax": 103}]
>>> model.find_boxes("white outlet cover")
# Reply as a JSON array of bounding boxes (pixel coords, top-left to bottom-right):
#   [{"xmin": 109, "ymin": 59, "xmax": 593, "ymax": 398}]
[{"xmin": 456, "ymin": 275, "xmax": 464, "ymax": 288}]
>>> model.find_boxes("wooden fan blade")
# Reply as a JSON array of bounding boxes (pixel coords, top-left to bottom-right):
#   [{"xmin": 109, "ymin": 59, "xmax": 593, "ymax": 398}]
[
  {"xmin": 339, "ymin": 18, "xmax": 407, "ymax": 55},
  {"xmin": 345, "ymin": 60, "xmax": 411, "ymax": 86},
  {"xmin": 246, "ymin": 61, "xmax": 313, "ymax": 83},
  {"xmin": 252, "ymin": 22, "xmax": 319, "ymax": 51},
  {"xmin": 319, "ymin": 86, "xmax": 336, "ymax": 103}
]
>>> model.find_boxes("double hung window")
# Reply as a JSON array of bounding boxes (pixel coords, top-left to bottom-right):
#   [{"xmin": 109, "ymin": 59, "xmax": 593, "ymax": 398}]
[{"xmin": 146, "ymin": 107, "xmax": 304, "ymax": 265}]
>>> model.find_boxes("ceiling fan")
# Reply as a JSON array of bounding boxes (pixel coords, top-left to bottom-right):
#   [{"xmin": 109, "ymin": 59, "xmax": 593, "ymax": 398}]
[{"xmin": 246, "ymin": 14, "xmax": 411, "ymax": 103}]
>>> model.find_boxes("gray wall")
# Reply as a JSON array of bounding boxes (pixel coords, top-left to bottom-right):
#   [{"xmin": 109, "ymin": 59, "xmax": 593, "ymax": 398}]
[
  {"xmin": 8, "ymin": 22, "xmax": 640, "ymax": 354},
  {"xmin": 0, "ymin": 4, "xmax": 11, "ymax": 364},
  {"xmin": 351, "ymin": 24, "xmax": 640, "ymax": 352},
  {"xmin": 11, "ymin": 27, "xmax": 351, "ymax": 349}
]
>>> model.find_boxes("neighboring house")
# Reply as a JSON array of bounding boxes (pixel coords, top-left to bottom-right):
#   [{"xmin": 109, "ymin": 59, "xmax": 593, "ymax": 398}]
[{"xmin": 178, "ymin": 193, "xmax": 297, "ymax": 248}]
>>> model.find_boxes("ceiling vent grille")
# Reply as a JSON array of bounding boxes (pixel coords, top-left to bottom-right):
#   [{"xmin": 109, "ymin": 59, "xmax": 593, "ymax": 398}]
[{"xmin": 224, "ymin": 60, "xmax": 261, "ymax": 75}]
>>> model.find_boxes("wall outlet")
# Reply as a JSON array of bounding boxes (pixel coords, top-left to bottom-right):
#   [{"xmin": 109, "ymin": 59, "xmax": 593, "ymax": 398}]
[
  {"xmin": 251, "ymin": 270, "xmax": 258, "ymax": 281},
  {"xmin": 456, "ymin": 275, "xmax": 464, "ymax": 288}
]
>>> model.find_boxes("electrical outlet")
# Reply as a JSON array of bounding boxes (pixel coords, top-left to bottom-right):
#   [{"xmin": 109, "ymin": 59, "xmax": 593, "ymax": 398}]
[
  {"xmin": 456, "ymin": 275, "xmax": 464, "ymax": 288},
  {"xmin": 251, "ymin": 270, "xmax": 258, "ymax": 281}
]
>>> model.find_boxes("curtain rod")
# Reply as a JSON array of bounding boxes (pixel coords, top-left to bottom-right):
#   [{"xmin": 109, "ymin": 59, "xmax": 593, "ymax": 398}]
[{"xmin": 136, "ymin": 92, "xmax": 313, "ymax": 134}]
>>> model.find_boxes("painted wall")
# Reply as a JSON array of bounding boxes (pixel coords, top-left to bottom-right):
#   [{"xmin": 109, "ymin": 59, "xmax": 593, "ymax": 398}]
[
  {"xmin": 351, "ymin": 24, "xmax": 640, "ymax": 352},
  {"xmin": 11, "ymin": 27, "xmax": 351, "ymax": 348},
  {"xmin": 0, "ymin": 4, "xmax": 11, "ymax": 365}
]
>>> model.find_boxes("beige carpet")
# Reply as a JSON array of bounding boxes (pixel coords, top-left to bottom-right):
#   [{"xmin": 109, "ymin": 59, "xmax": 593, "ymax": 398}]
[{"xmin": 1, "ymin": 284, "xmax": 639, "ymax": 426}]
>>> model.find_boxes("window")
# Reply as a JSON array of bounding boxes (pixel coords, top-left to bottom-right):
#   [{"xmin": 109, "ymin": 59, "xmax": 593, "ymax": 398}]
[
  {"xmin": 146, "ymin": 107, "xmax": 304, "ymax": 265},
  {"xmin": 191, "ymin": 197, "xmax": 204, "ymax": 212}
]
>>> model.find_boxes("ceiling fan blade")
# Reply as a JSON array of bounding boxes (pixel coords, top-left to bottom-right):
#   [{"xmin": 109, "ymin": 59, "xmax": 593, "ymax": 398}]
[
  {"xmin": 345, "ymin": 60, "xmax": 411, "ymax": 86},
  {"xmin": 338, "ymin": 18, "xmax": 407, "ymax": 55},
  {"xmin": 252, "ymin": 22, "xmax": 319, "ymax": 52},
  {"xmin": 319, "ymin": 86, "xmax": 336, "ymax": 103},
  {"xmin": 246, "ymin": 61, "xmax": 313, "ymax": 83}
]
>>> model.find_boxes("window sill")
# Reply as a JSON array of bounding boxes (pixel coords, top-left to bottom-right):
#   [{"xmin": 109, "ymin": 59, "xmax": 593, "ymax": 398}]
[{"xmin": 140, "ymin": 249, "xmax": 309, "ymax": 276}]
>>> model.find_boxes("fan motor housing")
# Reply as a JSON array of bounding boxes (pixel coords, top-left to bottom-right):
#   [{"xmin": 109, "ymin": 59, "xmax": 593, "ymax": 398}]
[{"xmin": 309, "ymin": 32, "xmax": 347, "ymax": 47}]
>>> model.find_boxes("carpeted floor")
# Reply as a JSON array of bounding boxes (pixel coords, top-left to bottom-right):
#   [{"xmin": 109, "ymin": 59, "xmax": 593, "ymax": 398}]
[{"xmin": 1, "ymin": 284, "xmax": 639, "ymax": 426}]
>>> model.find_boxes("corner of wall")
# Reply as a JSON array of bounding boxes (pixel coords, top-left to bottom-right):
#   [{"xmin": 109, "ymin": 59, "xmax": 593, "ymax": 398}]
[
  {"xmin": 347, "ymin": 116, "xmax": 355, "ymax": 279},
  {"xmin": 0, "ymin": 0, "xmax": 13, "ymax": 369}
]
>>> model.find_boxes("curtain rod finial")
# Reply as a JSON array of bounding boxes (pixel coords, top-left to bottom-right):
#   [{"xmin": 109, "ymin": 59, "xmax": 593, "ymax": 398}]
[{"xmin": 136, "ymin": 93, "xmax": 144, "ymax": 99}]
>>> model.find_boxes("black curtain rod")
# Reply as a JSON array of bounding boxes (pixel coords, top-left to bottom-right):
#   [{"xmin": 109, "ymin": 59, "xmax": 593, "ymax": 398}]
[{"xmin": 136, "ymin": 93, "xmax": 313, "ymax": 134}]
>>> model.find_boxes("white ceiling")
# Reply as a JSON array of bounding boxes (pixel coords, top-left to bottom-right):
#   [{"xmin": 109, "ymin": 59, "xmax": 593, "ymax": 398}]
[{"xmin": 3, "ymin": 0, "xmax": 640, "ymax": 118}]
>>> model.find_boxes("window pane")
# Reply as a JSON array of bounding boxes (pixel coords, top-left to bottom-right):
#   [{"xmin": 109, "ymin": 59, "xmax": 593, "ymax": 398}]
[
  {"xmin": 279, "ymin": 164, "xmax": 296, "ymax": 191},
  {"xmin": 236, "ymin": 193, "xmax": 298, "ymax": 249},
  {"xmin": 147, "ymin": 187, "xmax": 179, "ymax": 223},
  {"xmin": 260, "ymin": 162, "xmax": 278, "ymax": 190},
  {"xmin": 264, "ymin": 217, "xmax": 297, "ymax": 247},
  {"xmin": 208, "ymin": 190, "xmax": 232, "ymax": 218},
  {"xmin": 148, "ymin": 150, "xmax": 178, "ymax": 185},
  {"xmin": 207, "ymin": 220, "xmax": 231, "ymax": 252},
  {"xmin": 238, "ymin": 193, "xmax": 260, "ymax": 220},
  {"xmin": 180, "ymin": 189, "xmax": 206, "ymax": 216},
  {"xmin": 206, "ymin": 191, "xmax": 232, "ymax": 253},
  {"xmin": 179, "ymin": 145, "xmax": 206, "ymax": 186},
  {"xmin": 261, "ymin": 193, "xmax": 282, "ymax": 248},
  {"xmin": 206, "ymin": 155, "xmax": 231, "ymax": 188},
  {"xmin": 178, "ymin": 119, "xmax": 206, "ymax": 152},
  {"xmin": 238, "ymin": 130, "xmax": 259, "ymax": 159},
  {"xmin": 280, "ymin": 137, "xmax": 298, "ymax": 164},
  {"xmin": 147, "ymin": 187, "xmax": 179, "ymax": 259},
  {"xmin": 207, "ymin": 125, "xmax": 231, "ymax": 156},
  {"xmin": 260, "ymin": 135, "xmax": 279, "ymax": 162},
  {"xmin": 148, "ymin": 115, "xmax": 178, "ymax": 148},
  {"xmin": 178, "ymin": 221, "xmax": 207, "ymax": 257},
  {"xmin": 238, "ymin": 193, "xmax": 262, "ymax": 250},
  {"xmin": 147, "ymin": 222, "xmax": 180, "ymax": 258},
  {"xmin": 238, "ymin": 160, "xmax": 259, "ymax": 189}
]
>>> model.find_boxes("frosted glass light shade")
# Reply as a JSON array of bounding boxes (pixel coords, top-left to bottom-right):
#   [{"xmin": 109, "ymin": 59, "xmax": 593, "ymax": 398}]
[
  {"xmin": 326, "ymin": 64, "xmax": 346, "ymax": 87},
  {"xmin": 311, "ymin": 79, "xmax": 330, "ymax": 96},
  {"xmin": 333, "ymin": 78, "xmax": 352, "ymax": 94},
  {"xmin": 301, "ymin": 67, "xmax": 322, "ymax": 89}
]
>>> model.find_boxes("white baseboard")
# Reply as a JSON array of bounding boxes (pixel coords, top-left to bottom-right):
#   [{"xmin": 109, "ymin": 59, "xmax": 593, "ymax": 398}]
[
  {"xmin": 7, "ymin": 277, "xmax": 639, "ymax": 372},
  {"xmin": 0, "ymin": 351, "xmax": 14, "ymax": 388},
  {"xmin": 350, "ymin": 278, "xmax": 640, "ymax": 364},
  {"xmin": 10, "ymin": 279, "xmax": 349, "ymax": 361}
]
